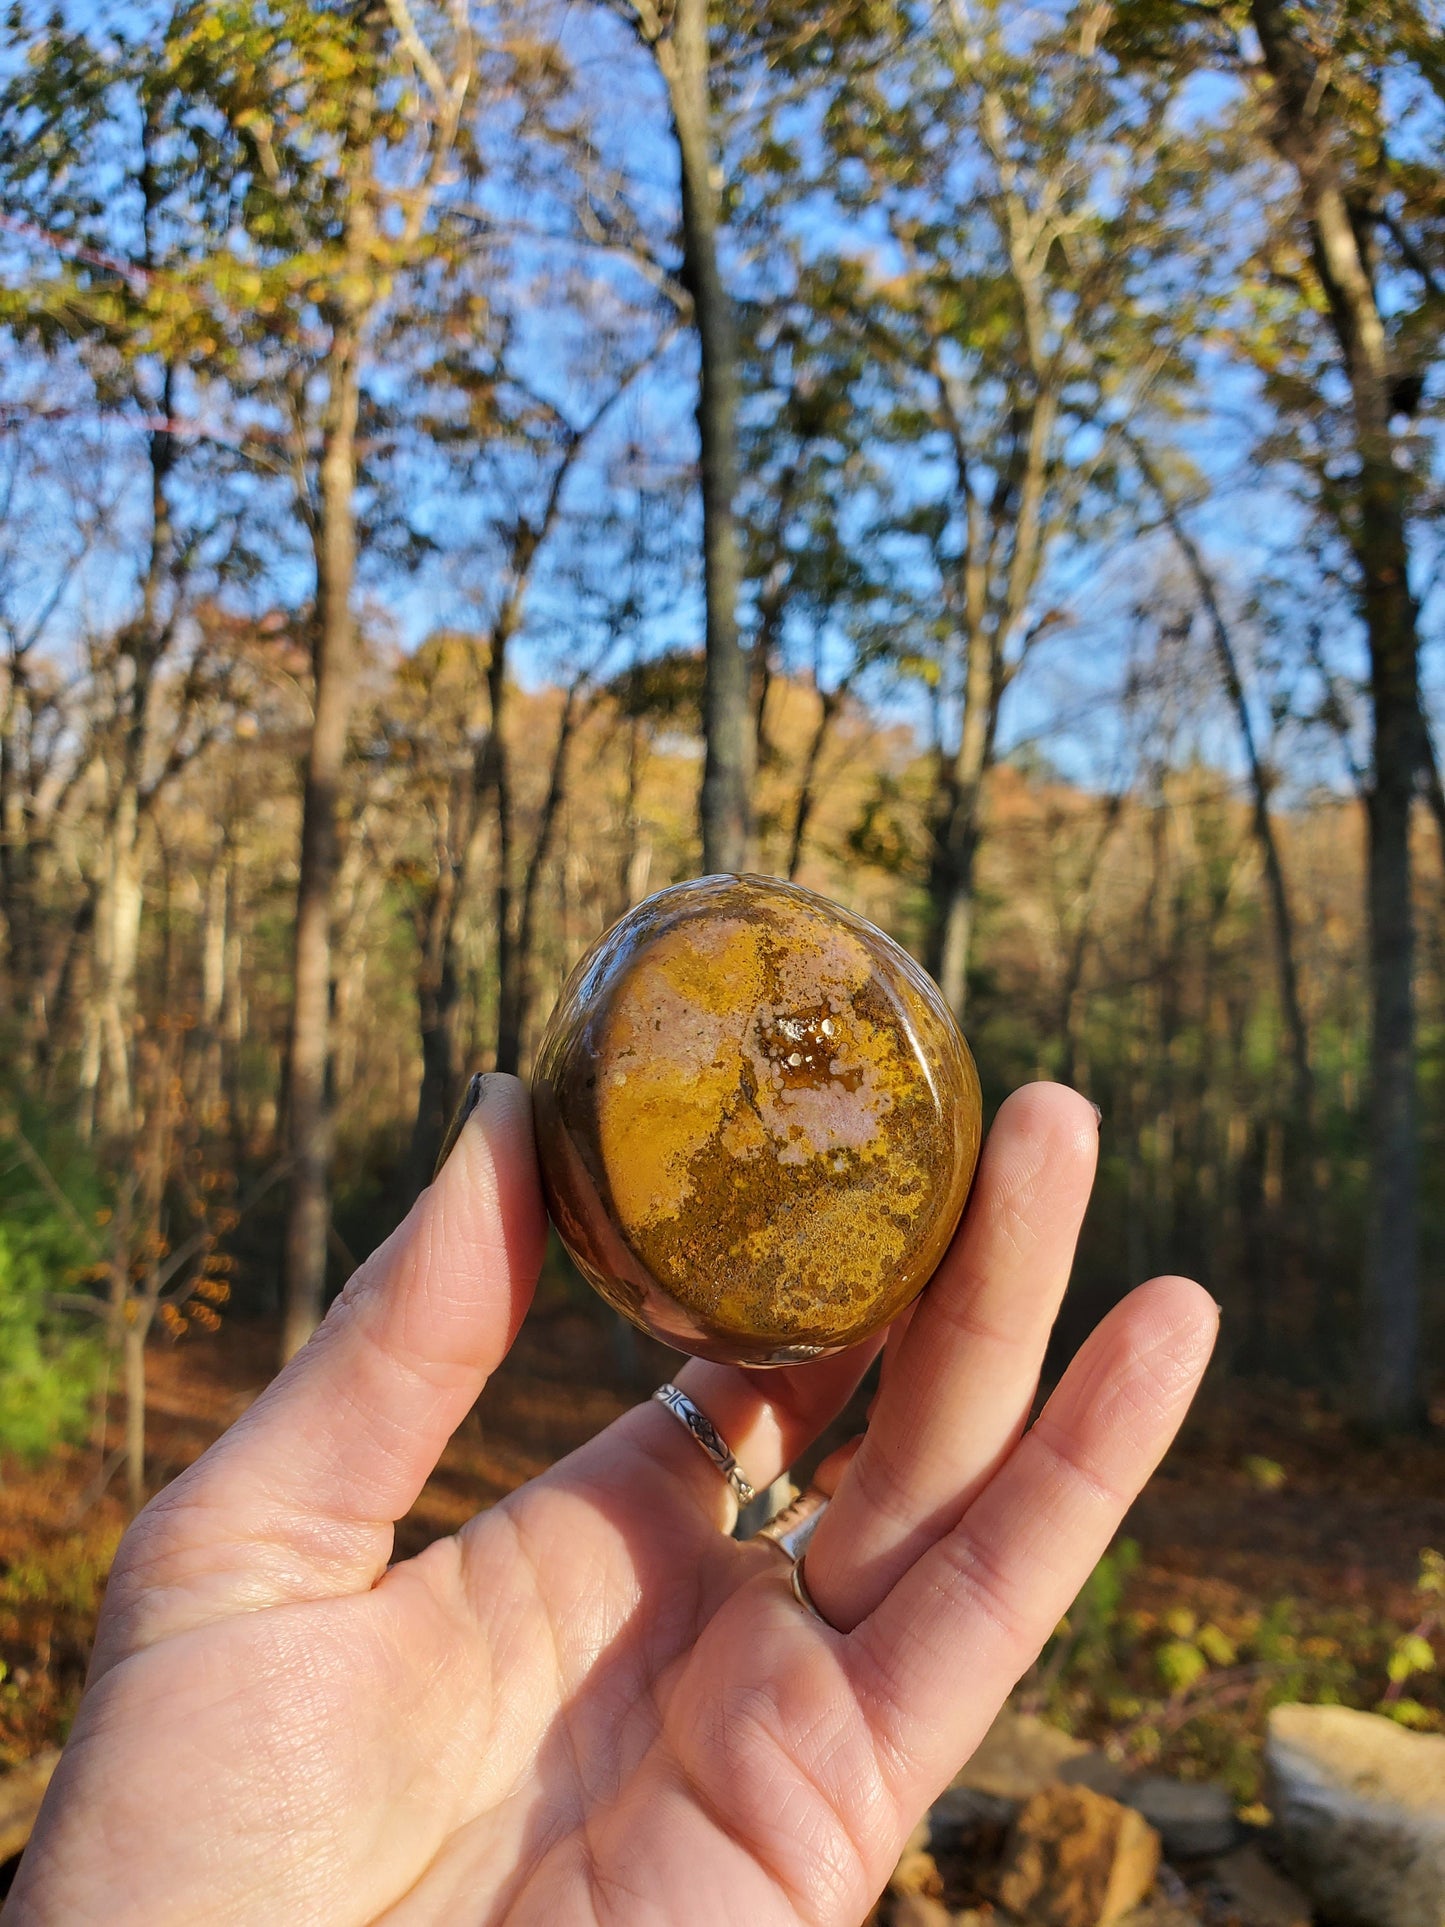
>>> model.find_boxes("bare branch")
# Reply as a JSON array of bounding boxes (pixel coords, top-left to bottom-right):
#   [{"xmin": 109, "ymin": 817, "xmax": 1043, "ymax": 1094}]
[{"xmin": 384, "ymin": 0, "xmax": 449, "ymax": 105}]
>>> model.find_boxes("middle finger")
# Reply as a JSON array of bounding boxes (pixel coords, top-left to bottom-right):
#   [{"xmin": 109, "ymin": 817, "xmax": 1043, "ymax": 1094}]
[{"xmin": 803, "ymin": 1082, "xmax": 1100, "ymax": 1631}]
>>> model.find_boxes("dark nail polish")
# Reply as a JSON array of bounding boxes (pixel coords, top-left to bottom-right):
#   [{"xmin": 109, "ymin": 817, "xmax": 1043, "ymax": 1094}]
[{"xmin": 435, "ymin": 1073, "xmax": 487, "ymax": 1179}]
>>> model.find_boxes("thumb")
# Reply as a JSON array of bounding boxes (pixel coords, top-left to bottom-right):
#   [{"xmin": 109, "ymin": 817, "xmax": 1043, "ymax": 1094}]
[{"xmin": 95, "ymin": 1074, "xmax": 546, "ymax": 1669}]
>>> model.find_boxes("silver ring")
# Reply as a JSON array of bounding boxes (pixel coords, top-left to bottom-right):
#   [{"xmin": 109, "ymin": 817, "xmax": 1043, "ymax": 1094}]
[
  {"xmin": 756, "ymin": 1487, "xmax": 829, "ymax": 1562},
  {"xmin": 652, "ymin": 1383, "xmax": 756, "ymax": 1505},
  {"xmin": 789, "ymin": 1555, "xmax": 838, "ymax": 1631}
]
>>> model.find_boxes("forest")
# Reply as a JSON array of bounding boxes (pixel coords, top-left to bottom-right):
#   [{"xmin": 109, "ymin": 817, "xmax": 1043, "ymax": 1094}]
[{"xmin": 0, "ymin": 0, "xmax": 1443, "ymax": 1862}]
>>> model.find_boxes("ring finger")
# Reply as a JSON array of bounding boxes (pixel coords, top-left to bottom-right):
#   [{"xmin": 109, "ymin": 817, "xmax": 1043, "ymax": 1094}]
[{"xmin": 586, "ymin": 1337, "xmax": 884, "ymax": 1538}]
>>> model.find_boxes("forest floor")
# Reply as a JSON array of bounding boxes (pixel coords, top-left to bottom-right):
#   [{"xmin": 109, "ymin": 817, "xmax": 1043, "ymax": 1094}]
[{"xmin": 4, "ymin": 1278, "xmax": 1444, "ymax": 1811}]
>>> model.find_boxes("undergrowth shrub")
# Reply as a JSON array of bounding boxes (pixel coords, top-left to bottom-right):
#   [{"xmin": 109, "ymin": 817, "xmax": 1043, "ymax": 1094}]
[
  {"xmin": 0, "ymin": 1527, "xmax": 121, "ymax": 1765},
  {"xmin": 1019, "ymin": 1537, "xmax": 1445, "ymax": 1801},
  {"xmin": 0, "ymin": 1117, "xmax": 105, "ymax": 1460}
]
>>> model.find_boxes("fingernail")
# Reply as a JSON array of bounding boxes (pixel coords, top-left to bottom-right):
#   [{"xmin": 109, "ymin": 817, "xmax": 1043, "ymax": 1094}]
[
  {"xmin": 1212, "ymin": 1298, "xmax": 1224, "ymax": 1317},
  {"xmin": 1089, "ymin": 1101, "xmax": 1103, "ymax": 1128},
  {"xmin": 435, "ymin": 1072, "xmax": 488, "ymax": 1179}
]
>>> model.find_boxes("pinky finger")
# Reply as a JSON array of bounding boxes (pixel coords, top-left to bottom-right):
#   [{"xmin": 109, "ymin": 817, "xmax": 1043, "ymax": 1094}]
[{"xmin": 852, "ymin": 1276, "xmax": 1217, "ymax": 1800}]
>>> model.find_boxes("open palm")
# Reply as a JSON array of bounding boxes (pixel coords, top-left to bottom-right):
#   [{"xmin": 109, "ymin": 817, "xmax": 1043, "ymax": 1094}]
[{"xmin": 7, "ymin": 1077, "xmax": 1215, "ymax": 1926}]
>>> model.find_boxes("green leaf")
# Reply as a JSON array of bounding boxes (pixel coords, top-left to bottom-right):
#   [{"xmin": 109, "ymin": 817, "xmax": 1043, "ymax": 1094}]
[
  {"xmin": 1197, "ymin": 1622, "xmax": 1239, "ymax": 1668},
  {"xmin": 1155, "ymin": 1638, "xmax": 1209, "ymax": 1696},
  {"xmin": 1381, "ymin": 1699, "xmax": 1437, "ymax": 1730},
  {"xmin": 1242, "ymin": 1455, "xmax": 1288, "ymax": 1492},
  {"xmin": 1387, "ymin": 1633, "xmax": 1437, "ymax": 1685}
]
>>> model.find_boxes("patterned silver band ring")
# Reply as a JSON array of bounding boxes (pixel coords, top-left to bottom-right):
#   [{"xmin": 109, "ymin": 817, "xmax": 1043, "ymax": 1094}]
[{"xmin": 652, "ymin": 1383, "xmax": 756, "ymax": 1506}]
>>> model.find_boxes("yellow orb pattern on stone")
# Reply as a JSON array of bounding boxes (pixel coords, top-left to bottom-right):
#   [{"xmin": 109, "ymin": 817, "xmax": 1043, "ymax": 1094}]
[{"xmin": 533, "ymin": 874, "xmax": 982, "ymax": 1366}]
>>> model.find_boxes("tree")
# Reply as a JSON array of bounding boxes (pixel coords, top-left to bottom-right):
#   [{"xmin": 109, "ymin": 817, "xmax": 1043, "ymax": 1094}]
[
  {"xmin": 164, "ymin": 0, "xmax": 484, "ymax": 1357},
  {"xmin": 0, "ymin": 11, "xmax": 247, "ymax": 1140},
  {"xmin": 1249, "ymin": 0, "xmax": 1436, "ymax": 1432},
  {"xmin": 1127, "ymin": 431, "xmax": 1312, "ymax": 1130},
  {"xmin": 736, "ymin": 291, "xmax": 898, "ymax": 881},
  {"xmin": 387, "ymin": 630, "xmax": 491, "ymax": 1195},
  {"xmin": 1111, "ymin": 0, "xmax": 1445, "ymax": 1424},
  {"xmin": 619, "ymin": 0, "xmax": 753, "ymax": 872},
  {"xmin": 0, "ymin": 391, "xmax": 116, "ymax": 1077},
  {"xmin": 741, "ymin": 0, "xmax": 1201, "ymax": 1009}
]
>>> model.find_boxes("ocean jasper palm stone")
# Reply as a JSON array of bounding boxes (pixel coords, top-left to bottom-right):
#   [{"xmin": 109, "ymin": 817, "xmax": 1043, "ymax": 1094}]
[{"xmin": 532, "ymin": 874, "xmax": 982, "ymax": 1366}]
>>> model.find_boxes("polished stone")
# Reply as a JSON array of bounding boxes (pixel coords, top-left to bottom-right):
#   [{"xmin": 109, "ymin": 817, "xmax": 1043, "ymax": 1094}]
[{"xmin": 532, "ymin": 874, "xmax": 982, "ymax": 1366}]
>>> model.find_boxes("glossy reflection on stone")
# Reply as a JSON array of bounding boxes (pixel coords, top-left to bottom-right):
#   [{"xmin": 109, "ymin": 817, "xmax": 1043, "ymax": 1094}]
[{"xmin": 532, "ymin": 874, "xmax": 982, "ymax": 1366}]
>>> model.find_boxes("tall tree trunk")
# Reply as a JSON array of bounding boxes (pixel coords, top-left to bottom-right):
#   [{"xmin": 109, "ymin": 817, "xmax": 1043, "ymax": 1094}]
[
  {"xmin": 123, "ymin": 1316, "xmax": 148, "ymax": 1515},
  {"xmin": 404, "ymin": 783, "xmax": 472, "ymax": 1197},
  {"xmin": 97, "ymin": 791, "xmax": 143, "ymax": 1140},
  {"xmin": 650, "ymin": 0, "xmax": 752, "ymax": 873},
  {"xmin": 407, "ymin": 469, "xmax": 577, "ymax": 1168},
  {"xmin": 407, "ymin": 947, "xmax": 462, "ymax": 1191},
  {"xmin": 1419, "ymin": 706, "xmax": 1445, "ymax": 872},
  {"xmin": 402, "ymin": 788, "xmax": 488, "ymax": 1192},
  {"xmin": 1130, "ymin": 435, "xmax": 1312, "ymax": 1126},
  {"xmin": 198, "ymin": 843, "xmax": 228, "ymax": 1119},
  {"xmin": 86, "ymin": 116, "xmax": 177, "ymax": 1141},
  {"xmin": 787, "ymin": 681, "xmax": 843, "ymax": 881},
  {"xmin": 280, "ymin": 318, "xmax": 363, "ymax": 1361},
  {"xmin": 407, "ymin": 615, "xmax": 521, "ymax": 1187},
  {"xmin": 495, "ymin": 686, "xmax": 582, "ymax": 1075},
  {"xmin": 919, "ymin": 249, "xmax": 1056, "ymax": 1014},
  {"xmin": 1252, "ymin": 0, "xmax": 1423, "ymax": 1428},
  {"xmin": 416, "ymin": 762, "xmax": 501, "ymax": 1192},
  {"xmin": 406, "ymin": 378, "xmax": 644, "ymax": 1154},
  {"xmin": 222, "ymin": 848, "xmax": 246, "ymax": 1155},
  {"xmin": 88, "ymin": 391, "xmax": 175, "ymax": 1143},
  {"xmin": 37, "ymin": 893, "xmax": 93, "ymax": 1085},
  {"xmin": 0, "ymin": 664, "xmax": 38, "ymax": 1056},
  {"xmin": 615, "ymin": 698, "xmax": 649, "ymax": 918},
  {"xmin": 749, "ymin": 485, "xmax": 800, "ymax": 782},
  {"xmin": 482, "ymin": 625, "xmax": 517, "ymax": 1075},
  {"xmin": 1055, "ymin": 793, "xmax": 1123, "ymax": 1091},
  {"xmin": 925, "ymin": 630, "xmax": 995, "ymax": 1015},
  {"xmin": 1361, "ymin": 522, "xmax": 1421, "ymax": 1429}
]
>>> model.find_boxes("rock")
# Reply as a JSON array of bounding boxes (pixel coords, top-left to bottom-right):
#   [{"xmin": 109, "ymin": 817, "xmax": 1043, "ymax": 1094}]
[
  {"xmin": 960, "ymin": 1708, "xmax": 1099, "ymax": 1801},
  {"xmin": 1061, "ymin": 1752, "xmax": 1133, "ymax": 1803},
  {"xmin": 931, "ymin": 1710, "xmax": 1119, "ymax": 1844},
  {"xmin": 929, "ymin": 1781, "xmax": 1015, "ymax": 1840},
  {"xmin": 900, "ymin": 1814, "xmax": 933, "ymax": 1858},
  {"xmin": 0, "ymin": 1748, "xmax": 61, "ymax": 1863},
  {"xmin": 1153, "ymin": 1861, "xmax": 1197, "ymax": 1907},
  {"xmin": 1267, "ymin": 1702, "xmax": 1445, "ymax": 1927},
  {"xmin": 1113, "ymin": 1904, "xmax": 1199, "ymax": 1927},
  {"xmin": 1208, "ymin": 1843, "xmax": 1311, "ymax": 1927},
  {"xmin": 533, "ymin": 874, "xmax": 982, "ymax": 1366},
  {"xmin": 888, "ymin": 1895, "xmax": 953, "ymax": 1927},
  {"xmin": 997, "ymin": 1782, "xmax": 1162, "ymax": 1927},
  {"xmin": 1125, "ymin": 1776, "xmax": 1237, "ymax": 1858},
  {"xmin": 889, "ymin": 1846, "xmax": 944, "ymax": 1898}
]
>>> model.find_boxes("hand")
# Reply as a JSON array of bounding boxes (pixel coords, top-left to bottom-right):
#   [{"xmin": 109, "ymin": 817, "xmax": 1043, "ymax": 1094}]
[{"xmin": 6, "ymin": 1079, "xmax": 1216, "ymax": 1926}]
